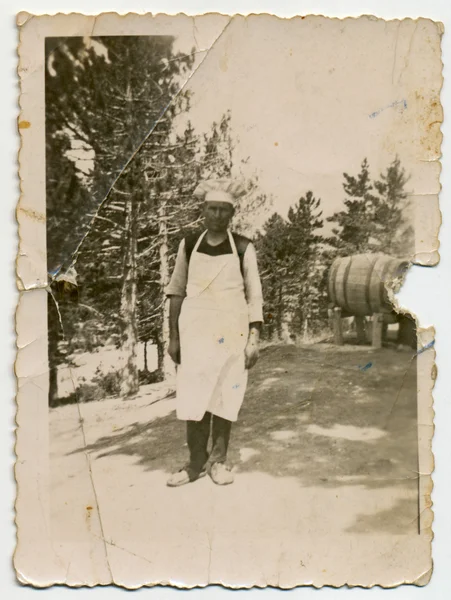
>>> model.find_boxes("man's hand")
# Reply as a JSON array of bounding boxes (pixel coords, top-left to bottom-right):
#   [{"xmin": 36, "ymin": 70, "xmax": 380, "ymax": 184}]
[
  {"xmin": 168, "ymin": 336, "xmax": 181, "ymax": 365},
  {"xmin": 245, "ymin": 323, "xmax": 261, "ymax": 370},
  {"xmin": 244, "ymin": 340, "xmax": 259, "ymax": 369}
]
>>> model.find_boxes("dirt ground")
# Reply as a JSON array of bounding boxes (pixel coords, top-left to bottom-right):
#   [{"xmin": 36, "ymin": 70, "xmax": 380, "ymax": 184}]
[{"xmin": 49, "ymin": 342, "xmax": 421, "ymax": 587}]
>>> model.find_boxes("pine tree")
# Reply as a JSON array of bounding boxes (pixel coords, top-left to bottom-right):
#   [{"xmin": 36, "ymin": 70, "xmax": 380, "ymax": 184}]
[
  {"xmin": 373, "ymin": 157, "xmax": 413, "ymax": 256},
  {"xmin": 285, "ymin": 191, "xmax": 326, "ymax": 339},
  {"xmin": 327, "ymin": 157, "xmax": 412, "ymax": 259},
  {"xmin": 327, "ymin": 158, "xmax": 378, "ymax": 255},
  {"xmin": 256, "ymin": 192, "xmax": 326, "ymax": 342},
  {"xmin": 46, "ymin": 36, "xmax": 196, "ymax": 397},
  {"xmin": 255, "ymin": 214, "xmax": 291, "ymax": 340}
]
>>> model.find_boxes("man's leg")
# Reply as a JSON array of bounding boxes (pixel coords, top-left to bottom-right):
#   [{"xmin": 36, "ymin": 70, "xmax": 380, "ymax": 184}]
[
  {"xmin": 167, "ymin": 412, "xmax": 211, "ymax": 487},
  {"xmin": 186, "ymin": 411, "xmax": 211, "ymax": 477},
  {"xmin": 209, "ymin": 415, "xmax": 232, "ymax": 463},
  {"xmin": 209, "ymin": 415, "xmax": 234, "ymax": 485}
]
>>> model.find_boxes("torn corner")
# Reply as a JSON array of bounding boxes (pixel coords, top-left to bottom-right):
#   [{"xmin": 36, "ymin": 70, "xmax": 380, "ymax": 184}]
[
  {"xmin": 16, "ymin": 11, "xmax": 34, "ymax": 28},
  {"xmin": 411, "ymin": 250, "xmax": 440, "ymax": 267},
  {"xmin": 414, "ymin": 566, "xmax": 433, "ymax": 586}
]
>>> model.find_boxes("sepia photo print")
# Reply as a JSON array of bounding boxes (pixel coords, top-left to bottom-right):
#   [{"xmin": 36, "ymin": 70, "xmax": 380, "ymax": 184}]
[{"xmin": 16, "ymin": 13, "xmax": 441, "ymax": 588}]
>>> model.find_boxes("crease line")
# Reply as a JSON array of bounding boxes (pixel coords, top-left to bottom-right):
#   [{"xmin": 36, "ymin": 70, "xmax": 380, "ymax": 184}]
[{"xmin": 60, "ymin": 17, "xmax": 234, "ymax": 280}]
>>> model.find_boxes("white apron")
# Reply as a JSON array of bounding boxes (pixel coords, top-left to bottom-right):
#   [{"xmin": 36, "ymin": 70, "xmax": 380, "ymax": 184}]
[{"xmin": 176, "ymin": 230, "xmax": 249, "ymax": 422}]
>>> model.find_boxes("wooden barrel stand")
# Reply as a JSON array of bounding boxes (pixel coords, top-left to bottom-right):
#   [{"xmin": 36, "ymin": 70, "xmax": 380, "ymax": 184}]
[
  {"xmin": 327, "ymin": 253, "xmax": 412, "ymax": 348},
  {"xmin": 328, "ymin": 309, "xmax": 386, "ymax": 348}
]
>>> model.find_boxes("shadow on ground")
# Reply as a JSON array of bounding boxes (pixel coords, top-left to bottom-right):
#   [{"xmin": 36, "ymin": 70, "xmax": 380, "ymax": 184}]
[
  {"xmin": 69, "ymin": 344, "xmax": 419, "ymax": 501},
  {"xmin": 346, "ymin": 496, "xmax": 420, "ymax": 535}
]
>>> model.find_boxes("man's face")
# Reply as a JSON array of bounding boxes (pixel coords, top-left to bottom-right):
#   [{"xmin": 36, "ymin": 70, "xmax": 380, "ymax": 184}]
[{"xmin": 203, "ymin": 201, "xmax": 234, "ymax": 233}]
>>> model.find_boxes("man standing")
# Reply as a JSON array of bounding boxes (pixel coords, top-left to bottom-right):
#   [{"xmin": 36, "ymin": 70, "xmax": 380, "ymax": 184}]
[{"xmin": 165, "ymin": 179, "xmax": 263, "ymax": 487}]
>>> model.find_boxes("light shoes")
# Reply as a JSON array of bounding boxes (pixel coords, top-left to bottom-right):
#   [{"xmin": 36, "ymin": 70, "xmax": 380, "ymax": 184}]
[
  {"xmin": 210, "ymin": 462, "xmax": 234, "ymax": 485},
  {"xmin": 166, "ymin": 466, "xmax": 206, "ymax": 487},
  {"xmin": 167, "ymin": 462, "xmax": 234, "ymax": 487}
]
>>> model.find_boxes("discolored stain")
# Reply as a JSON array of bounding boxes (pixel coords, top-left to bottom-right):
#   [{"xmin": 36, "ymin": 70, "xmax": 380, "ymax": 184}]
[
  {"xmin": 431, "ymin": 363, "xmax": 437, "ymax": 381},
  {"xmin": 18, "ymin": 120, "xmax": 31, "ymax": 129},
  {"xmin": 18, "ymin": 206, "xmax": 46, "ymax": 223},
  {"xmin": 428, "ymin": 120, "xmax": 441, "ymax": 130}
]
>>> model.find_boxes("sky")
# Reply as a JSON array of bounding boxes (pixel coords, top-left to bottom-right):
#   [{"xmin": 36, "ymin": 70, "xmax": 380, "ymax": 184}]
[
  {"xmin": 170, "ymin": 15, "xmax": 442, "ymax": 233},
  {"xmin": 62, "ymin": 16, "xmax": 442, "ymax": 238}
]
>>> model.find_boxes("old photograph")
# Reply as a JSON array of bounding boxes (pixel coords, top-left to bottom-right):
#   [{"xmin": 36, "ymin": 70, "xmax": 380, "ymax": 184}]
[{"xmin": 16, "ymin": 13, "xmax": 441, "ymax": 588}]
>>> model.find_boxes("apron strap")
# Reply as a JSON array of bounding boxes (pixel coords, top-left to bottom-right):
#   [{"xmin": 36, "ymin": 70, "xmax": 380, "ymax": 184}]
[
  {"xmin": 193, "ymin": 230, "xmax": 207, "ymax": 253},
  {"xmin": 187, "ymin": 230, "xmax": 207, "ymax": 284},
  {"xmin": 228, "ymin": 230, "xmax": 238, "ymax": 256}
]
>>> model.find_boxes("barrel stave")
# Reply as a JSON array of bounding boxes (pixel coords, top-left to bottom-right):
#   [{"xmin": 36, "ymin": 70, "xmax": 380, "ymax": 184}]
[{"xmin": 328, "ymin": 254, "xmax": 409, "ymax": 316}]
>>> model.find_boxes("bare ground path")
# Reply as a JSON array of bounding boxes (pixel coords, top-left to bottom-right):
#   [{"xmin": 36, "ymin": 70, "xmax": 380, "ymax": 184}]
[{"xmin": 49, "ymin": 343, "xmax": 421, "ymax": 587}]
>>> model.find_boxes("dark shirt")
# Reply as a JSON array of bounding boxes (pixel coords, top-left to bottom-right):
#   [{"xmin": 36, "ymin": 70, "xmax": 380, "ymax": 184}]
[
  {"xmin": 166, "ymin": 231, "xmax": 263, "ymax": 323},
  {"xmin": 184, "ymin": 231, "xmax": 251, "ymax": 274}
]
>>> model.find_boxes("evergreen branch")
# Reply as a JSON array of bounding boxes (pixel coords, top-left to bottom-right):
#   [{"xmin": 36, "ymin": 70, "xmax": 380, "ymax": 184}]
[{"xmin": 87, "ymin": 214, "xmax": 126, "ymax": 231}]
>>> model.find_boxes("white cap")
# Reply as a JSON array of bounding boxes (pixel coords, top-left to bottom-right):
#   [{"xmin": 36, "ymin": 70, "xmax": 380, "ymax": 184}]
[{"xmin": 194, "ymin": 178, "xmax": 246, "ymax": 207}]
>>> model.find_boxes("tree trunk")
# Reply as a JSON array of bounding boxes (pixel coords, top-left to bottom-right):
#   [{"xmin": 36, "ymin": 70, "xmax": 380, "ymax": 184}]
[
  {"xmin": 156, "ymin": 331, "xmax": 165, "ymax": 378},
  {"xmin": 276, "ymin": 283, "xmax": 283, "ymax": 341},
  {"xmin": 302, "ymin": 317, "xmax": 309, "ymax": 343},
  {"xmin": 144, "ymin": 340, "xmax": 148, "ymax": 372},
  {"xmin": 120, "ymin": 78, "xmax": 140, "ymax": 398},
  {"xmin": 158, "ymin": 198, "xmax": 176, "ymax": 379},
  {"xmin": 120, "ymin": 194, "xmax": 139, "ymax": 397}
]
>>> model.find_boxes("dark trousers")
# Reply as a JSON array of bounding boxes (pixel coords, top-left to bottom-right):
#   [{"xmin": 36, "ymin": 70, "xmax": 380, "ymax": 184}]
[{"xmin": 186, "ymin": 411, "xmax": 232, "ymax": 476}]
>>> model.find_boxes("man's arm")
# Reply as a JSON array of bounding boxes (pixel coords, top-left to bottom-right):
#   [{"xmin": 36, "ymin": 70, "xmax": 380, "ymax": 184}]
[
  {"xmin": 165, "ymin": 239, "xmax": 188, "ymax": 365},
  {"xmin": 242, "ymin": 243, "xmax": 264, "ymax": 369},
  {"xmin": 168, "ymin": 295, "xmax": 184, "ymax": 364}
]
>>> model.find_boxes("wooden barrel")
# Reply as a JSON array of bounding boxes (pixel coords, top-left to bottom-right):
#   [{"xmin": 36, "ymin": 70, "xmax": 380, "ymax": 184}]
[{"xmin": 328, "ymin": 254, "xmax": 409, "ymax": 316}]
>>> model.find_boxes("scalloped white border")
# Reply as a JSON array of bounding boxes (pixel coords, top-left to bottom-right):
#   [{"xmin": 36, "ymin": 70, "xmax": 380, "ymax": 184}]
[{"xmin": 14, "ymin": 10, "xmax": 442, "ymax": 590}]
